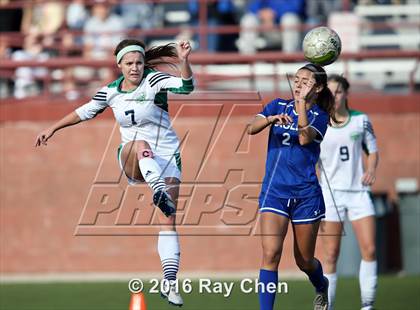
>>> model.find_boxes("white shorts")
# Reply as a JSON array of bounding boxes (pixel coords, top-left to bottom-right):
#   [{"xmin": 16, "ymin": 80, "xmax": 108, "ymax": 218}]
[
  {"xmin": 117, "ymin": 143, "xmax": 182, "ymax": 185},
  {"xmin": 321, "ymin": 189, "xmax": 375, "ymax": 222}
]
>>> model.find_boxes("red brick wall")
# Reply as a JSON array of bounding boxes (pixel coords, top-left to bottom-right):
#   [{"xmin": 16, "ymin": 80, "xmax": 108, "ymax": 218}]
[{"xmin": 1, "ymin": 110, "xmax": 419, "ymax": 274}]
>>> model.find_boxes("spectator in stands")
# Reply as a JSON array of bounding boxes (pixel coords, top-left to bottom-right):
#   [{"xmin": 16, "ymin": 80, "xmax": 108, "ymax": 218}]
[
  {"xmin": 0, "ymin": 35, "xmax": 12, "ymax": 98},
  {"xmin": 237, "ymin": 0, "xmax": 304, "ymax": 54},
  {"xmin": 65, "ymin": 0, "xmax": 124, "ymax": 100},
  {"xmin": 12, "ymin": 34, "xmax": 49, "ymax": 99},
  {"xmin": 83, "ymin": 0, "xmax": 124, "ymax": 60},
  {"xmin": 305, "ymin": 1, "xmax": 343, "ymax": 27},
  {"xmin": 66, "ymin": 0, "xmax": 88, "ymax": 30},
  {"xmin": 117, "ymin": 0, "xmax": 157, "ymax": 31},
  {"xmin": 153, "ymin": 1, "xmax": 191, "ymax": 47},
  {"xmin": 21, "ymin": 0, "xmax": 65, "ymax": 50},
  {"xmin": 189, "ymin": 0, "xmax": 239, "ymax": 52},
  {"xmin": 64, "ymin": 0, "xmax": 88, "ymax": 53}
]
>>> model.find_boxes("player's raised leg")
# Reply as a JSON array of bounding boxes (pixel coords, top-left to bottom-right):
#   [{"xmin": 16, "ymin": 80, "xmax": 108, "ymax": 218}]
[
  {"xmin": 120, "ymin": 140, "xmax": 175, "ymax": 216},
  {"xmin": 320, "ymin": 221, "xmax": 343, "ymax": 310},
  {"xmin": 293, "ymin": 222, "xmax": 329, "ymax": 310},
  {"xmin": 352, "ymin": 215, "xmax": 377, "ymax": 310},
  {"xmin": 259, "ymin": 212, "xmax": 289, "ymax": 310}
]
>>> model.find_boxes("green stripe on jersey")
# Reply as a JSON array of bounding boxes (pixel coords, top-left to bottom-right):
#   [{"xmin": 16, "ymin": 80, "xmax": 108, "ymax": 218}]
[
  {"xmin": 156, "ymin": 79, "xmax": 194, "ymax": 111},
  {"xmin": 108, "ymin": 76, "xmax": 123, "ymax": 88},
  {"xmin": 167, "ymin": 78, "xmax": 194, "ymax": 94},
  {"xmin": 154, "ymin": 90, "xmax": 169, "ymax": 112},
  {"xmin": 117, "ymin": 144, "xmax": 123, "ymax": 165},
  {"xmin": 107, "ymin": 76, "xmax": 137, "ymax": 94},
  {"xmin": 174, "ymin": 152, "xmax": 182, "ymax": 172},
  {"xmin": 108, "ymin": 69, "xmax": 156, "ymax": 93},
  {"xmin": 349, "ymin": 109, "xmax": 365, "ymax": 116}
]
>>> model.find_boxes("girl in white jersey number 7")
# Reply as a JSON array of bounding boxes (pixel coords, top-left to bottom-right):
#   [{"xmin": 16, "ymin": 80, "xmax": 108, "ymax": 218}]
[{"xmin": 35, "ymin": 39, "xmax": 194, "ymax": 307}]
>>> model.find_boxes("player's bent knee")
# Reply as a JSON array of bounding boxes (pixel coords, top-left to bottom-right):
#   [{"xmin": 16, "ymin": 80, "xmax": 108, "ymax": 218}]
[
  {"xmin": 361, "ymin": 245, "xmax": 376, "ymax": 261},
  {"xmin": 295, "ymin": 257, "xmax": 313, "ymax": 271},
  {"xmin": 137, "ymin": 148, "xmax": 154, "ymax": 159},
  {"xmin": 262, "ymin": 249, "xmax": 282, "ymax": 266},
  {"xmin": 324, "ymin": 249, "xmax": 340, "ymax": 265},
  {"xmin": 134, "ymin": 140, "xmax": 153, "ymax": 160}
]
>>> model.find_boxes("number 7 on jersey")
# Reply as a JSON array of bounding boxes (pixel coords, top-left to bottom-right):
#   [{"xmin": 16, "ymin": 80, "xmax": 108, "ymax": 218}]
[{"xmin": 125, "ymin": 109, "xmax": 137, "ymax": 125}]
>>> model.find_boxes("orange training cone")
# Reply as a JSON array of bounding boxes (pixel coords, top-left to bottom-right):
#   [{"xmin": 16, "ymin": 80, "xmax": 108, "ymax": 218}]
[{"xmin": 129, "ymin": 292, "xmax": 147, "ymax": 310}]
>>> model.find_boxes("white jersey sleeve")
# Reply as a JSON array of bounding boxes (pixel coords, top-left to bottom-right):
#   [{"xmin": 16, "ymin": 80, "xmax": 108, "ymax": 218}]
[
  {"xmin": 148, "ymin": 71, "xmax": 194, "ymax": 94},
  {"xmin": 362, "ymin": 114, "xmax": 378, "ymax": 154},
  {"xmin": 75, "ymin": 87, "xmax": 108, "ymax": 121}
]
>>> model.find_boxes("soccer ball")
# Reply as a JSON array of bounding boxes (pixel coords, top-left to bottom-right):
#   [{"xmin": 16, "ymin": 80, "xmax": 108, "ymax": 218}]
[{"xmin": 302, "ymin": 27, "xmax": 342, "ymax": 66}]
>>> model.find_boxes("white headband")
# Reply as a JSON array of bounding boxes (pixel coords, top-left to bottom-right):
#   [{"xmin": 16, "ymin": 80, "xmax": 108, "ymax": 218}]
[{"xmin": 116, "ymin": 45, "xmax": 145, "ymax": 63}]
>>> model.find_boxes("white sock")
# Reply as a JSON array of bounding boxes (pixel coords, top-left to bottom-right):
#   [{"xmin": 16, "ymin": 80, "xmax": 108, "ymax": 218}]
[
  {"xmin": 138, "ymin": 157, "xmax": 166, "ymax": 193},
  {"xmin": 325, "ymin": 273, "xmax": 337, "ymax": 310},
  {"xmin": 158, "ymin": 231, "xmax": 180, "ymax": 282},
  {"xmin": 359, "ymin": 260, "xmax": 377, "ymax": 307}
]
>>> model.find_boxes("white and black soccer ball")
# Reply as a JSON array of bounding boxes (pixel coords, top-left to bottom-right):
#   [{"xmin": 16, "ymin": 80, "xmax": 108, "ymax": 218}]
[{"xmin": 302, "ymin": 26, "xmax": 342, "ymax": 66}]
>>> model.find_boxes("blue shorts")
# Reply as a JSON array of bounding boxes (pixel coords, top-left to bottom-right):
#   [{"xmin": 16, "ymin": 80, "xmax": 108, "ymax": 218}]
[{"xmin": 259, "ymin": 194, "xmax": 325, "ymax": 224}]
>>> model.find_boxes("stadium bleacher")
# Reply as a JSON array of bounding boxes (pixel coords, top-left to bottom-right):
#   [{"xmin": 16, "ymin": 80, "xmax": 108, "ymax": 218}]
[{"xmin": 0, "ymin": 0, "xmax": 419, "ymax": 101}]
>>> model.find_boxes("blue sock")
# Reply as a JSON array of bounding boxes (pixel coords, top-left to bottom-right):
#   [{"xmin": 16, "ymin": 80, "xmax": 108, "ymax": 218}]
[
  {"xmin": 304, "ymin": 259, "xmax": 327, "ymax": 292},
  {"xmin": 258, "ymin": 269, "xmax": 278, "ymax": 310}
]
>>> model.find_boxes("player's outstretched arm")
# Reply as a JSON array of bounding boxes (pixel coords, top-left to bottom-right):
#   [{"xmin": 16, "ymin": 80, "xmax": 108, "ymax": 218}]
[
  {"xmin": 177, "ymin": 40, "xmax": 192, "ymax": 79},
  {"xmin": 247, "ymin": 114, "xmax": 292, "ymax": 135},
  {"xmin": 35, "ymin": 111, "xmax": 82, "ymax": 147}
]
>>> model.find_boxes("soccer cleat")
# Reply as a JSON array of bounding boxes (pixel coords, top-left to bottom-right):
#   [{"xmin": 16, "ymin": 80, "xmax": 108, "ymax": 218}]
[
  {"xmin": 153, "ymin": 190, "xmax": 176, "ymax": 217},
  {"xmin": 313, "ymin": 277, "xmax": 329, "ymax": 310},
  {"xmin": 161, "ymin": 280, "xmax": 183, "ymax": 307}
]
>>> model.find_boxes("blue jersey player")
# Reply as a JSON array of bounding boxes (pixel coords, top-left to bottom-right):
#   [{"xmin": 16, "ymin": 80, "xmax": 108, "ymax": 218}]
[{"xmin": 248, "ymin": 64, "xmax": 337, "ymax": 310}]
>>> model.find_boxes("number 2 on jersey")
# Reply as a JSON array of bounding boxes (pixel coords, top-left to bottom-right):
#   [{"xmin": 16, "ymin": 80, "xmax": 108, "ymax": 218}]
[
  {"xmin": 282, "ymin": 133, "xmax": 291, "ymax": 146},
  {"xmin": 125, "ymin": 109, "xmax": 137, "ymax": 125},
  {"xmin": 340, "ymin": 146, "xmax": 349, "ymax": 161}
]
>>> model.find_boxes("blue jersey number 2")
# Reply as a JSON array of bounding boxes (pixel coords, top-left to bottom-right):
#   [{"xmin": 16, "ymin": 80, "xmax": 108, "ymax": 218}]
[{"xmin": 282, "ymin": 133, "xmax": 291, "ymax": 146}]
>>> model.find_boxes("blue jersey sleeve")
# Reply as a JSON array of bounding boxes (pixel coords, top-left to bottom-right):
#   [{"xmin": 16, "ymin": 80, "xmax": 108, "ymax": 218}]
[
  {"xmin": 258, "ymin": 98, "xmax": 281, "ymax": 118},
  {"xmin": 309, "ymin": 110, "xmax": 329, "ymax": 143}
]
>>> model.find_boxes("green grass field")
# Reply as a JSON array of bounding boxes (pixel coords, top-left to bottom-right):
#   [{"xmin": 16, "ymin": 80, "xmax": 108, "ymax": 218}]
[{"xmin": 1, "ymin": 275, "xmax": 419, "ymax": 310}]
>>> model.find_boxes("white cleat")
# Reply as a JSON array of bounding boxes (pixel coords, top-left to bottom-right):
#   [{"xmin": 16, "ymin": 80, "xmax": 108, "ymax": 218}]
[{"xmin": 161, "ymin": 280, "xmax": 183, "ymax": 307}]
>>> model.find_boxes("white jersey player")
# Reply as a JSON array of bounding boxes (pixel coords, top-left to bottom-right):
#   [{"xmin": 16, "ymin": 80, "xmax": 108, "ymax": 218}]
[
  {"xmin": 75, "ymin": 67, "xmax": 189, "ymax": 183},
  {"xmin": 320, "ymin": 110, "xmax": 377, "ymax": 192},
  {"xmin": 35, "ymin": 39, "xmax": 193, "ymax": 307},
  {"xmin": 319, "ymin": 75, "xmax": 379, "ymax": 310}
]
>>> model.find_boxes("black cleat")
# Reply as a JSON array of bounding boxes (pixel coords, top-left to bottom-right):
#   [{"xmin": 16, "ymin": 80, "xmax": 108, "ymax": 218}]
[
  {"xmin": 153, "ymin": 190, "xmax": 176, "ymax": 217},
  {"xmin": 314, "ymin": 277, "xmax": 329, "ymax": 310}
]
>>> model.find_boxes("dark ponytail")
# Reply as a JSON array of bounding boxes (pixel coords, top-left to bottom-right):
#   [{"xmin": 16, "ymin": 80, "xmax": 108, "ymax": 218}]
[
  {"xmin": 317, "ymin": 86, "xmax": 336, "ymax": 123},
  {"xmin": 114, "ymin": 39, "xmax": 178, "ymax": 69},
  {"xmin": 328, "ymin": 74, "xmax": 350, "ymax": 110},
  {"xmin": 299, "ymin": 63, "xmax": 338, "ymax": 124},
  {"xmin": 144, "ymin": 44, "xmax": 178, "ymax": 69}
]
